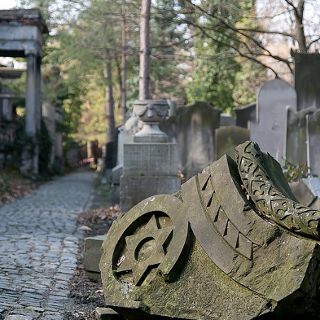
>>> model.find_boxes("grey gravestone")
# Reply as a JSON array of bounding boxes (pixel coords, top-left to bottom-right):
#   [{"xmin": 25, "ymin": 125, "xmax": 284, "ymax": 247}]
[
  {"xmin": 100, "ymin": 141, "xmax": 320, "ymax": 319},
  {"xmin": 220, "ymin": 113, "xmax": 235, "ymax": 126},
  {"xmin": 235, "ymin": 103, "xmax": 256, "ymax": 128},
  {"xmin": 295, "ymin": 53, "xmax": 320, "ymax": 110},
  {"xmin": 215, "ymin": 126, "xmax": 250, "ymax": 160},
  {"xmin": 286, "ymin": 108, "xmax": 310, "ymax": 166},
  {"xmin": 250, "ymin": 79, "xmax": 297, "ymax": 165},
  {"xmin": 307, "ymin": 110, "xmax": 320, "ymax": 177},
  {"xmin": 161, "ymin": 101, "xmax": 221, "ymax": 179}
]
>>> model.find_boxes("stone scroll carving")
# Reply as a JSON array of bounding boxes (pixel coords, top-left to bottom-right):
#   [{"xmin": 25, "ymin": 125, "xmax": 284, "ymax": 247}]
[
  {"xmin": 100, "ymin": 141, "xmax": 320, "ymax": 320},
  {"xmin": 236, "ymin": 141, "xmax": 320, "ymax": 238}
]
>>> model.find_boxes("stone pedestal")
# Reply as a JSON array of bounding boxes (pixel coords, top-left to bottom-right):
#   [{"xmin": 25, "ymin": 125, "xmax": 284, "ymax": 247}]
[
  {"xmin": 120, "ymin": 100, "xmax": 180, "ymax": 212},
  {"xmin": 120, "ymin": 142, "xmax": 180, "ymax": 212}
]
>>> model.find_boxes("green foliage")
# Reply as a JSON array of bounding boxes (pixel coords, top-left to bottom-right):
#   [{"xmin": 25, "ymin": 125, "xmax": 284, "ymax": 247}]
[
  {"xmin": 185, "ymin": 0, "xmax": 241, "ymax": 111},
  {"xmin": 283, "ymin": 161, "xmax": 312, "ymax": 183},
  {"xmin": 186, "ymin": 37, "xmax": 240, "ymax": 111}
]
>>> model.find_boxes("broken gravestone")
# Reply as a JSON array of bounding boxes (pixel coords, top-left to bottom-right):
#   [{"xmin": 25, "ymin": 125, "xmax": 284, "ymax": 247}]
[{"xmin": 100, "ymin": 141, "xmax": 320, "ymax": 319}]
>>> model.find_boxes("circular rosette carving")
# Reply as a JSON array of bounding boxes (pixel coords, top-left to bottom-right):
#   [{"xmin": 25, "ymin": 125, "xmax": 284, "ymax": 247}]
[{"xmin": 101, "ymin": 195, "xmax": 188, "ymax": 287}]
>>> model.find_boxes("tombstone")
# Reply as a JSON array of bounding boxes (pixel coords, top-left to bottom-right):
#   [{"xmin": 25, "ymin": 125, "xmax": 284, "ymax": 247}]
[
  {"xmin": 235, "ymin": 103, "xmax": 256, "ymax": 128},
  {"xmin": 220, "ymin": 113, "xmax": 235, "ymax": 127},
  {"xmin": 215, "ymin": 126, "xmax": 250, "ymax": 160},
  {"xmin": 250, "ymin": 79, "xmax": 297, "ymax": 165},
  {"xmin": 161, "ymin": 101, "xmax": 221, "ymax": 179},
  {"xmin": 307, "ymin": 110, "xmax": 320, "ymax": 177},
  {"xmin": 100, "ymin": 141, "xmax": 320, "ymax": 319},
  {"xmin": 120, "ymin": 100, "xmax": 180, "ymax": 212},
  {"xmin": 295, "ymin": 53, "xmax": 320, "ymax": 110},
  {"xmin": 286, "ymin": 108, "xmax": 315, "ymax": 166}
]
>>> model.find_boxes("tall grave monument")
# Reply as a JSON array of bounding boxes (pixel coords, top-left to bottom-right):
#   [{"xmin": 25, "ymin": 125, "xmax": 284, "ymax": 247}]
[{"xmin": 120, "ymin": 100, "xmax": 180, "ymax": 212}]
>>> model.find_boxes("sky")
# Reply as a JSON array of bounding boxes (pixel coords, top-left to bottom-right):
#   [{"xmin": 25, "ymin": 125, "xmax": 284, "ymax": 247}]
[{"xmin": 0, "ymin": 0, "xmax": 17, "ymax": 9}]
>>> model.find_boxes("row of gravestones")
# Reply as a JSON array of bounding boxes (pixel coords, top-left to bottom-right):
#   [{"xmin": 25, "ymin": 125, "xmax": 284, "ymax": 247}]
[
  {"xmin": 236, "ymin": 78, "xmax": 320, "ymax": 176},
  {"xmin": 107, "ymin": 57, "xmax": 320, "ymax": 212},
  {"xmin": 109, "ymin": 101, "xmax": 251, "ymax": 207},
  {"xmin": 108, "ymin": 79, "xmax": 320, "ymax": 212},
  {"xmin": 109, "ymin": 81, "xmax": 320, "ymax": 210}
]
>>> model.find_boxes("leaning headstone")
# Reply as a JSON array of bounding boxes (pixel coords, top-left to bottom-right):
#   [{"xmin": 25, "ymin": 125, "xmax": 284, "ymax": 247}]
[
  {"xmin": 215, "ymin": 125, "xmax": 250, "ymax": 159},
  {"xmin": 120, "ymin": 100, "xmax": 180, "ymax": 212},
  {"xmin": 250, "ymin": 79, "xmax": 297, "ymax": 165},
  {"xmin": 306, "ymin": 110, "xmax": 320, "ymax": 177},
  {"xmin": 101, "ymin": 141, "xmax": 320, "ymax": 319},
  {"xmin": 295, "ymin": 53, "xmax": 320, "ymax": 110}
]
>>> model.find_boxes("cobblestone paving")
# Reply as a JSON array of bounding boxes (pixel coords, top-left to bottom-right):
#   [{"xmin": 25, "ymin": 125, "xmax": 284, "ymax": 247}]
[{"xmin": 0, "ymin": 171, "xmax": 95, "ymax": 320}]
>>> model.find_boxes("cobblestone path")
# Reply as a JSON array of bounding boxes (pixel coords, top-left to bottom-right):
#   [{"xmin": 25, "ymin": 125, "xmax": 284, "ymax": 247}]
[{"xmin": 0, "ymin": 171, "xmax": 95, "ymax": 320}]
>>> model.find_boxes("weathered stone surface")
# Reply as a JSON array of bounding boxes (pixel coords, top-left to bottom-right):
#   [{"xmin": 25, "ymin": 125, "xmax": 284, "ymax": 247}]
[
  {"xmin": 120, "ymin": 176, "xmax": 180, "ymax": 213},
  {"xmin": 306, "ymin": 110, "xmax": 320, "ymax": 177},
  {"xmin": 120, "ymin": 107, "xmax": 180, "ymax": 212},
  {"xmin": 133, "ymin": 100, "xmax": 169, "ymax": 143},
  {"xmin": 160, "ymin": 101, "xmax": 221, "ymax": 179},
  {"xmin": 286, "ymin": 108, "xmax": 312, "ymax": 166},
  {"xmin": 122, "ymin": 143, "xmax": 178, "ymax": 176},
  {"xmin": 95, "ymin": 307, "xmax": 122, "ymax": 320},
  {"xmin": 295, "ymin": 53, "xmax": 320, "ymax": 110},
  {"xmin": 215, "ymin": 125, "xmax": 249, "ymax": 160},
  {"xmin": 250, "ymin": 79, "xmax": 297, "ymax": 165},
  {"xmin": 220, "ymin": 114, "xmax": 235, "ymax": 127},
  {"xmin": 84, "ymin": 235, "xmax": 105, "ymax": 273},
  {"xmin": 235, "ymin": 103, "xmax": 256, "ymax": 128},
  {"xmin": 101, "ymin": 141, "xmax": 320, "ymax": 319}
]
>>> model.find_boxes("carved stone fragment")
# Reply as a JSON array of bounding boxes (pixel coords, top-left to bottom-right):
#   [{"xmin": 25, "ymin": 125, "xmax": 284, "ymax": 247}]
[{"xmin": 100, "ymin": 141, "xmax": 320, "ymax": 319}]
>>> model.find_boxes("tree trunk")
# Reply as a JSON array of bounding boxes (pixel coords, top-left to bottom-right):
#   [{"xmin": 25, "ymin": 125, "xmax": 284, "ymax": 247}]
[
  {"xmin": 139, "ymin": 0, "xmax": 151, "ymax": 100},
  {"xmin": 121, "ymin": 0, "xmax": 127, "ymax": 121},
  {"xmin": 104, "ymin": 61, "xmax": 115, "ymax": 143},
  {"xmin": 294, "ymin": 0, "xmax": 307, "ymax": 53}
]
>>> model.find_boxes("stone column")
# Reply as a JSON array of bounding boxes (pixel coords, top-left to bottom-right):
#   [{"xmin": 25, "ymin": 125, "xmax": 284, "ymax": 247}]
[{"xmin": 21, "ymin": 52, "xmax": 40, "ymax": 175}]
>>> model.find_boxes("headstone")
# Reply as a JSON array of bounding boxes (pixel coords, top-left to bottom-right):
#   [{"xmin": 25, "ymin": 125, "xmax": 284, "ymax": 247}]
[
  {"xmin": 100, "ymin": 141, "xmax": 320, "ymax": 319},
  {"xmin": 290, "ymin": 177, "xmax": 320, "ymax": 210},
  {"xmin": 220, "ymin": 113, "xmax": 235, "ymax": 126},
  {"xmin": 307, "ymin": 110, "xmax": 320, "ymax": 177},
  {"xmin": 215, "ymin": 126, "xmax": 250, "ymax": 159},
  {"xmin": 286, "ymin": 108, "xmax": 311, "ymax": 166},
  {"xmin": 120, "ymin": 100, "xmax": 180, "ymax": 212},
  {"xmin": 161, "ymin": 101, "xmax": 221, "ymax": 179},
  {"xmin": 250, "ymin": 79, "xmax": 297, "ymax": 165},
  {"xmin": 295, "ymin": 53, "xmax": 320, "ymax": 110},
  {"xmin": 235, "ymin": 103, "xmax": 256, "ymax": 128}
]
